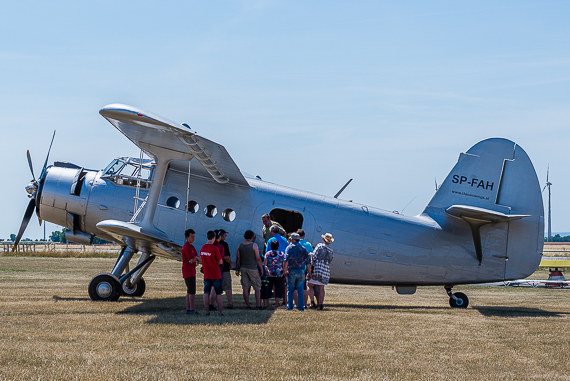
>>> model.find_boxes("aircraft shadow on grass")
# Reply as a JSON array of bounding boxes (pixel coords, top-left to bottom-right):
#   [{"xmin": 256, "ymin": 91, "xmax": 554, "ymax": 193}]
[
  {"xmin": 473, "ymin": 306, "xmax": 569, "ymax": 318},
  {"xmin": 117, "ymin": 296, "xmax": 275, "ymax": 325},
  {"xmin": 52, "ymin": 295, "xmax": 567, "ymax": 322},
  {"xmin": 336, "ymin": 303, "xmax": 570, "ymax": 318},
  {"xmin": 334, "ymin": 303, "xmax": 568, "ymax": 317},
  {"xmin": 53, "ymin": 295, "xmax": 92, "ymax": 302},
  {"xmin": 330, "ymin": 303, "xmax": 446, "ymax": 311}
]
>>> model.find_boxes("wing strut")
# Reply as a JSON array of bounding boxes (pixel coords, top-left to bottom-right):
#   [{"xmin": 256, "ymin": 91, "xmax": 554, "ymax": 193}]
[
  {"xmin": 138, "ymin": 143, "xmax": 193, "ymax": 230},
  {"xmin": 184, "ymin": 160, "xmax": 191, "ymax": 232}
]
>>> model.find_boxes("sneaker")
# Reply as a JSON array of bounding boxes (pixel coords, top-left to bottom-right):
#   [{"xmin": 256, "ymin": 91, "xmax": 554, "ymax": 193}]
[
  {"xmin": 218, "ymin": 312, "xmax": 224, "ymax": 316},
  {"xmin": 186, "ymin": 310, "xmax": 198, "ymax": 315},
  {"xmin": 227, "ymin": 304, "xmax": 234, "ymax": 309},
  {"xmin": 256, "ymin": 306, "xmax": 263, "ymax": 310},
  {"xmin": 205, "ymin": 311, "xmax": 211, "ymax": 316}
]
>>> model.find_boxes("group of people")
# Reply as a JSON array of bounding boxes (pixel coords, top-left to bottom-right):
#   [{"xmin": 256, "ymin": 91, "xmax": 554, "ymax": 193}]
[
  {"xmin": 181, "ymin": 213, "xmax": 335, "ymax": 316},
  {"xmin": 181, "ymin": 228, "xmax": 233, "ymax": 316}
]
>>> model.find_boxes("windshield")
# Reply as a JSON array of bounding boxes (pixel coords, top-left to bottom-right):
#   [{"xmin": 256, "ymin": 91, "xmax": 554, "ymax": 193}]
[
  {"xmin": 103, "ymin": 160, "xmax": 124, "ymax": 177},
  {"xmin": 102, "ymin": 157, "xmax": 154, "ymax": 180}
]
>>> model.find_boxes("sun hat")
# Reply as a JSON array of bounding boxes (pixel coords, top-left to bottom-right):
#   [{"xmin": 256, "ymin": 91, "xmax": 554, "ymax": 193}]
[{"xmin": 321, "ymin": 233, "xmax": 334, "ymax": 244}]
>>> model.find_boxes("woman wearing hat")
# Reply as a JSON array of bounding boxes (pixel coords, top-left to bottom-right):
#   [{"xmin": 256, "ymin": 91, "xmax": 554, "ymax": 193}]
[{"xmin": 308, "ymin": 233, "xmax": 334, "ymax": 310}]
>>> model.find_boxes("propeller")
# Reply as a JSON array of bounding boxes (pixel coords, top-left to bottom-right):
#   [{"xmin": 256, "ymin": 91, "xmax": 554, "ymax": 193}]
[
  {"xmin": 12, "ymin": 131, "xmax": 56, "ymax": 251},
  {"xmin": 40, "ymin": 131, "xmax": 56, "ymax": 179},
  {"xmin": 26, "ymin": 150, "xmax": 36, "ymax": 182}
]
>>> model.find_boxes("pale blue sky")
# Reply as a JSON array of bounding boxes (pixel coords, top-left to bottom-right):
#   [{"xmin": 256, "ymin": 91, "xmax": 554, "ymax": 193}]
[{"xmin": 2, "ymin": 1, "xmax": 569, "ymax": 240}]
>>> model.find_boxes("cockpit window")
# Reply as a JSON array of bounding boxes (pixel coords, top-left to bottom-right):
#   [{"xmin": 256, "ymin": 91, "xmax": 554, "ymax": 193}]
[
  {"xmin": 103, "ymin": 160, "xmax": 124, "ymax": 177},
  {"xmin": 102, "ymin": 157, "xmax": 154, "ymax": 188}
]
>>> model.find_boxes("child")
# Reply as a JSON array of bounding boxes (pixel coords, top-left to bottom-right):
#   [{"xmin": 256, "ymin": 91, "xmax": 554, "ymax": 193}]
[{"xmin": 264, "ymin": 239, "xmax": 286, "ymax": 308}]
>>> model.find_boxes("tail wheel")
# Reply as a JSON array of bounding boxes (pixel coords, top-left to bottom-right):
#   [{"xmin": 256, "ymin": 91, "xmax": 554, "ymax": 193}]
[
  {"xmin": 122, "ymin": 277, "xmax": 146, "ymax": 297},
  {"xmin": 449, "ymin": 292, "xmax": 469, "ymax": 308},
  {"xmin": 88, "ymin": 273, "xmax": 121, "ymax": 301}
]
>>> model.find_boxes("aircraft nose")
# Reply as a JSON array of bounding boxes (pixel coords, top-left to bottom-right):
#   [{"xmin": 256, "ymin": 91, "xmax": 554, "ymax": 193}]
[
  {"xmin": 37, "ymin": 163, "xmax": 89, "ymax": 230},
  {"xmin": 25, "ymin": 181, "xmax": 37, "ymax": 196}
]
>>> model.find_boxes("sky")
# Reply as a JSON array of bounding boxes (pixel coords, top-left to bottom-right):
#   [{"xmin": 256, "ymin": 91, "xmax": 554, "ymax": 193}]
[{"xmin": 1, "ymin": 1, "xmax": 569, "ymax": 240}]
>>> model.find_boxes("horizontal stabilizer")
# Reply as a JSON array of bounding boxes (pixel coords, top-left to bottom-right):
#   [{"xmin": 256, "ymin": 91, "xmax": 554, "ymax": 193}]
[
  {"xmin": 445, "ymin": 205, "xmax": 530, "ymax": 223},
  {"xmin": 97, "ymin": 220, "xmax": 182, "ymax": 260},
  {"xmin": 446, "ymin": 205, "xmax": 530, "ymax": 265}
]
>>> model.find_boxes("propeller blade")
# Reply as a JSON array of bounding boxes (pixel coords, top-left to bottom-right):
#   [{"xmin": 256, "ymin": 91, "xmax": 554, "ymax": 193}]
[
  {"xmin": 12, "ymin": 198, "xmax": 36, "ymax": 251},
  {"xmin": 26, "ymin": 150, "xmax": 36, "ymax": 181},
  {"xmin": 40, "ymin": 130, "xmax": 56, "ymax": 178}
]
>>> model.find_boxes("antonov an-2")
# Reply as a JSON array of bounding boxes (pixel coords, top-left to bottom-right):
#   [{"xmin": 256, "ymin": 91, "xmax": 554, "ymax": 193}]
[{"xmin": 14, "ymin": 104, "xmax": 544, "ymax": 308}]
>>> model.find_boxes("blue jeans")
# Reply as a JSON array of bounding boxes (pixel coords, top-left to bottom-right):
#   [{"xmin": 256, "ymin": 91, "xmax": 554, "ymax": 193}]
[
  {"xmin": 287, "ymin": 269, "xmax": 305, "ymax": 310},
  {"xmin": 203, "ymin": 278, "xmax": 223, "ymax": 295}
]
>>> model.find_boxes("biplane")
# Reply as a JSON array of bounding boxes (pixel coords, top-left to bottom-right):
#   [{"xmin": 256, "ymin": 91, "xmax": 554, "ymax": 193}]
[{"xmin": 14, "ymin": 104, "xmax": 545, "ymax": 307}]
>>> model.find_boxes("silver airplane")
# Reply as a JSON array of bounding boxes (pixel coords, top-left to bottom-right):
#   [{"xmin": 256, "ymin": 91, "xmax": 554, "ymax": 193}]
[{"xmin": 14, "ymin": 104, "xmax": 544, "ymax": 308}]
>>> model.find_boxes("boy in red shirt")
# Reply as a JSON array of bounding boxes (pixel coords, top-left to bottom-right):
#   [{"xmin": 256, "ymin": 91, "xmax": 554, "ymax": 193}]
[
  {"xmin": 200, "ymin": 230, "xmax": 224, "ymax": 316},
  {"xmin": 181, "ymin": 229, "xmax": 199, "ymax": 314}
]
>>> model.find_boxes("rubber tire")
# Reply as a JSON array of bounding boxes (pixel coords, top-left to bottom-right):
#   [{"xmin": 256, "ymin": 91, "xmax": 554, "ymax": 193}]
[
  {"xmin": 88, "ymin": 273, "xmax": 121, "ymax": 301},
  {"xmin": 122, "ymin": 277, "xmax": 146, "ymax": 297},
  {"xmin": 449, "ymin": 292, "xmax": 469, "ymax": 308}
]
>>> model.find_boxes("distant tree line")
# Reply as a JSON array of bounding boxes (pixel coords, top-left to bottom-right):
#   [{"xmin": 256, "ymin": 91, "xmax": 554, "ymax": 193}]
[
  {"xmin": 7, "ymin": 229, "xmax": 110, "ymax": 244},
  {"xmin": 545, "ymin": 234, "xmax": 570, "ymax": 242}
]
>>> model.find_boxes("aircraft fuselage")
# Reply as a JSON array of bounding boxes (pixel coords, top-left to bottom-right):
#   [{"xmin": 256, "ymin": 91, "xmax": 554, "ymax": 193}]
[{"xmin": 38, "ymin": 158, "xmax": 540, "ymax": 287}]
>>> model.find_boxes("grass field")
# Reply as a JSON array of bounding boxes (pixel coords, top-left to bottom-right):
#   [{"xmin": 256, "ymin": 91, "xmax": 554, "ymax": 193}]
[{"xmin": 0, "ymin": 256, "xmax": 568, "ymax": 380}]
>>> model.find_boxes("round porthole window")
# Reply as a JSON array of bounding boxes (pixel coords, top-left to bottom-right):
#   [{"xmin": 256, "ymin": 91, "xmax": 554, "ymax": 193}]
[
  {"xmin": 187, "ymin": 200, "xmax": 199, "ymax": 213},
  {"xmin": 222, "ymin": 208, "xmax": 236, "ymax": 222},
  {"xmin": 166, "ymin": 196, "xmax": 180, "ymax": 209},
  {"xmin": 205, "ymin": 205, "xmax": 217, "ymax": 218}
]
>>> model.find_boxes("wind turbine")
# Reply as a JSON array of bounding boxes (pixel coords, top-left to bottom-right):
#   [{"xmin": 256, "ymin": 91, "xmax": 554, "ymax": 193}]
[{"xmin": 542, "ymin": 166, "xmax": 552, "ymax": 242}]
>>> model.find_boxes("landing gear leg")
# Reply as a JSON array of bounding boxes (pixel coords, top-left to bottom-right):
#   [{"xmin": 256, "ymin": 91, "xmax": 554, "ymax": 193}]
[
  {"xmin": 88, "ymin": 247, "xmax": 154, "ymax": 301},
  {"xmin": 445, "ymin": 286, "xmax": 469, "ymax": 308},
  {"xmin": 121, "ymin": 252, "xmax": 155, "ymax": 297}
]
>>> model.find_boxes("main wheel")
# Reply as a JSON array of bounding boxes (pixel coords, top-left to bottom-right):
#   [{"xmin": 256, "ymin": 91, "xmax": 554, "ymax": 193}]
[
  {"xmin": 122, "ymin": 277, "xmax": 146, "ymax": 297},
  {"xmin": 88, "ymin": 273, "xmax": 121, "ymax": 301},
  {"xmin": 449, "ymin": 292, "xmax": 469, "ymax": 308}
]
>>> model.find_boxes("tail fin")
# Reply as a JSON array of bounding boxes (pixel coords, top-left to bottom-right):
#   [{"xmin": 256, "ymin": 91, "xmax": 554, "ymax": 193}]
[{"xmin": 424, "ymin": 138, "xmax": 543, "ymax": 279}]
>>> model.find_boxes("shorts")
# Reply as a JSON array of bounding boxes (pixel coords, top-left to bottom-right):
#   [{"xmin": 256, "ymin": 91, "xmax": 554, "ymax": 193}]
[
  {"xmin": 240, "ymin": 267, "xmax": 261, "ymax": 291},
  {"xmin": 268, "ymin": 276, "xmax": 284, "ymax": 298},
  {"xmin": 260, "ymin": 279, "xmax": 271, "ymax": 299},
  {"xmin": 222, "ymin": 271, "xmax": 232, "ymax": 291},
  {"xmin": 184, "ymin": 276, "xmax": 196, "ymax": 295},
  {"xmin": 204, "ymin": 278, "xmax": 223, "ymax": 295}
]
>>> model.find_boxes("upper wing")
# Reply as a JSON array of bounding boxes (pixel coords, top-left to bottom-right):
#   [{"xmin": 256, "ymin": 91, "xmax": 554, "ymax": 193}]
[{"xmin": 99, "ymin": 104, "xmax": 249, "ymax": 186}]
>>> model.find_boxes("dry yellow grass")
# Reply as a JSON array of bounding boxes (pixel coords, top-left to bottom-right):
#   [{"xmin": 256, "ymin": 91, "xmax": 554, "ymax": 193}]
[
  {"xmin": 543, "ymin": 243, "xmax": 570, "ymax": 257},
  {"xmin": 0, "ymin": 256, "xmax": 568, "ymax": 380}
]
